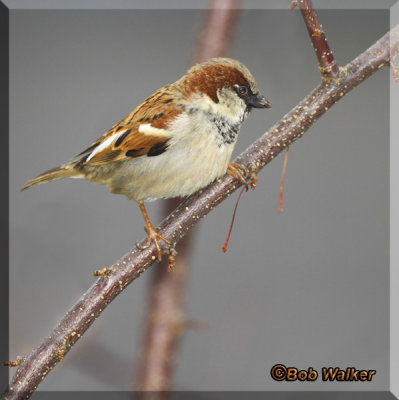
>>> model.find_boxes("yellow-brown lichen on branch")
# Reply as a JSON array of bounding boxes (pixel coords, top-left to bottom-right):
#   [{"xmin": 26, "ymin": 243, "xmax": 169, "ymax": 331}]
[{"xmin": 92, "ymin": 266, "xmax": 110, "ymax": 277}]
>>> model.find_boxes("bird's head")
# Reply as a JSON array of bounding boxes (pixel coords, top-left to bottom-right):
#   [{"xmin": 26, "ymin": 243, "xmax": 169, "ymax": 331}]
[{"xmin": 180, "ymin": 57, "xmax": 271, "ymax": 120}]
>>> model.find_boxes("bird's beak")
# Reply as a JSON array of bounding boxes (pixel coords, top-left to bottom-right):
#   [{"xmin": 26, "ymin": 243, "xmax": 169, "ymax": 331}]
[{"xmin": 247, "ymin": 93, "xmax": 271, "ymax": 109}]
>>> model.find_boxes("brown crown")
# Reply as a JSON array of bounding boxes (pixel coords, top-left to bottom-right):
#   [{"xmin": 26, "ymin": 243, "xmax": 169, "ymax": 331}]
[{"xmin": 182, "ymin": 64, "xmax": 249, "ymax": 103}]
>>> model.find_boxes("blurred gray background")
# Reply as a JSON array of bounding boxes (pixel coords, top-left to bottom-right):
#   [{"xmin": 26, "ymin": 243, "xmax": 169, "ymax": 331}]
[{"xmin": 9, "ymin": 3, "xmax": 391, "ymax": 393}]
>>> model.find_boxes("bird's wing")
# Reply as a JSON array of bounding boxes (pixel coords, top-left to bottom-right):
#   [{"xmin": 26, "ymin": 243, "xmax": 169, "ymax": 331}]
[{"xmin": 76, "ymin": 87, "xmax": 182, "ymax": 166}]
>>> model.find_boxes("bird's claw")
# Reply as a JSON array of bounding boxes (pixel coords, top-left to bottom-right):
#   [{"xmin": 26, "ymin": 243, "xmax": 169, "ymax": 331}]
[
  {"xmin": 227, "ymin": 162, "xmax": 248, "ymax": 185},
  {"xmin": 227, "ymin": 162, "xmax": 258, "ymax": 190},
  {"xmin": 143, "ymin": 224, "xmax": 170, "ymax": 262}
]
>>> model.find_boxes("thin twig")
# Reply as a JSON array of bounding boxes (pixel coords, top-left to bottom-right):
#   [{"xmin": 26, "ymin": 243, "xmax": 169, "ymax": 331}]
[
  {"xmin": 3, "ymin": 20, "xmax": 398, "ymax": 400},
  {"xmin": 298, "ymin": 0, "xmax": 340, "ymax": 78},
  {"xmin": 136, "ymin": 0, "xmax": 240, "ymax": 392}
]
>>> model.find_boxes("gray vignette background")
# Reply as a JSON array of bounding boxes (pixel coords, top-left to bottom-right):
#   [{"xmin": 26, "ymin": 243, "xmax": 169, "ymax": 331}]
[{"xmin": 9, "ymin": 4, "xmax": 391, "ymax": 393}]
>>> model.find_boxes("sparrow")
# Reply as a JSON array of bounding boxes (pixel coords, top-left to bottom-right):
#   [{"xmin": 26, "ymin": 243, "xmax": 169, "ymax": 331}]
[{"xmin": 21, "ymin": 57, "xmax": 271, "ymax": 261}]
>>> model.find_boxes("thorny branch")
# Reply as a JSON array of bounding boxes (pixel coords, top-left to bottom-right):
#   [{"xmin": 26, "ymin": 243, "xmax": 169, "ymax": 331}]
[
  {"xmin": 3, "ymin": 13, "xmax": 399, "ymax": 400},
  {"xmin": 136, "ymin": 0, "xmax": 240, "ymax": 392}
]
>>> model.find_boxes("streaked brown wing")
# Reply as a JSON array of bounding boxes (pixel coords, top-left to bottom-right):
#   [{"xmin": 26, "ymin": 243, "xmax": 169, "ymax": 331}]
[{"xmin": 76, "ymin": 86, "xmax": 182, "ymax": 166}]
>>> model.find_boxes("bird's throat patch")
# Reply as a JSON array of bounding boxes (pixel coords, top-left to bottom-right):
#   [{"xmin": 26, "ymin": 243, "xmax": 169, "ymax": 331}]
[{"xmin": 210, "ymin": 116, "xmax": 241, "ymax": 146}]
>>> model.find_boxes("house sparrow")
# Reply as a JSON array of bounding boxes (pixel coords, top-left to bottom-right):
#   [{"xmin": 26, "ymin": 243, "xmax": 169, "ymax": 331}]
[{"xmin": 21, "ymin": 57, "xmax": 271, "ymax": 261}]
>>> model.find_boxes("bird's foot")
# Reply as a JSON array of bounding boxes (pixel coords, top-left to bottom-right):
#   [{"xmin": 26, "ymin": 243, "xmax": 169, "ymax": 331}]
[
  {"xmin": 227, "ymin": 162, "xmax": 247, "ymax": 184},
  {"xmin": 227, "ymin": 162, "xmax": 258, "ymax": 190},
  {"xmin": 138, "ymin": 223, "xmax": 170, "ymax": 262}
]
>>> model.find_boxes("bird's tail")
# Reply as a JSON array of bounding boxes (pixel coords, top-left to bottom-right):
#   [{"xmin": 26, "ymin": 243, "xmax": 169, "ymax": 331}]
[{"xmin": 20, "ymin": 164, "xmax": 80, "ymax": 191}]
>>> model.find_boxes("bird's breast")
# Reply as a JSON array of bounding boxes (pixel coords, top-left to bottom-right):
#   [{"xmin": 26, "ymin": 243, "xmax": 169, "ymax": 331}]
[{"xmin": 107, "ymin": 111, "xmax": 239, "ymax": 202}]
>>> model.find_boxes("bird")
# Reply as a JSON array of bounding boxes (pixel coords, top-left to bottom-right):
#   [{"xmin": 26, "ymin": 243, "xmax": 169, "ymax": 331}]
[{"xmin": 21, "ymin": 57, "xmax": 271, "ymax": 261}]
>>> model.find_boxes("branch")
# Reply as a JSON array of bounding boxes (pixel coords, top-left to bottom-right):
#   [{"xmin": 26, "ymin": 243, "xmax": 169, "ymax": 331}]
[
  {"xmin": 298, "ymin": 0, "xmax": 340, "ymax": 78},
  {"xmin": 3, "ymin": 20, "xmax": 398, "ymax": 400},
  {"xmin": 195, "ymin": 0, "xmax": 240, "ymax": 63},
  {"xmin": 135, "ymin": 219, "xmax": 190, "ymax": 393},
  {"xmin": 136, "ymin": 0, "xmax": 240, "ymax": 392}
]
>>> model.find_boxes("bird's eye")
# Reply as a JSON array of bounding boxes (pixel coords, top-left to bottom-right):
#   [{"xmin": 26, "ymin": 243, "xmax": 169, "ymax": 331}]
[{"xmin": 238, "ymin": 86, "xmax": 248, "ymax": 95}]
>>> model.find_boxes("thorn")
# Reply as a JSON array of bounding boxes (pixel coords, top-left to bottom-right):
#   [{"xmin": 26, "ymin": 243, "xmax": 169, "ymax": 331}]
[
  {"xmin": 288, "ymin": 1, "xmax": 298, "ymax": 9},
  {"xmin": 93, "ymin": 266, "xmax": 109, "ymax": 277}
]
